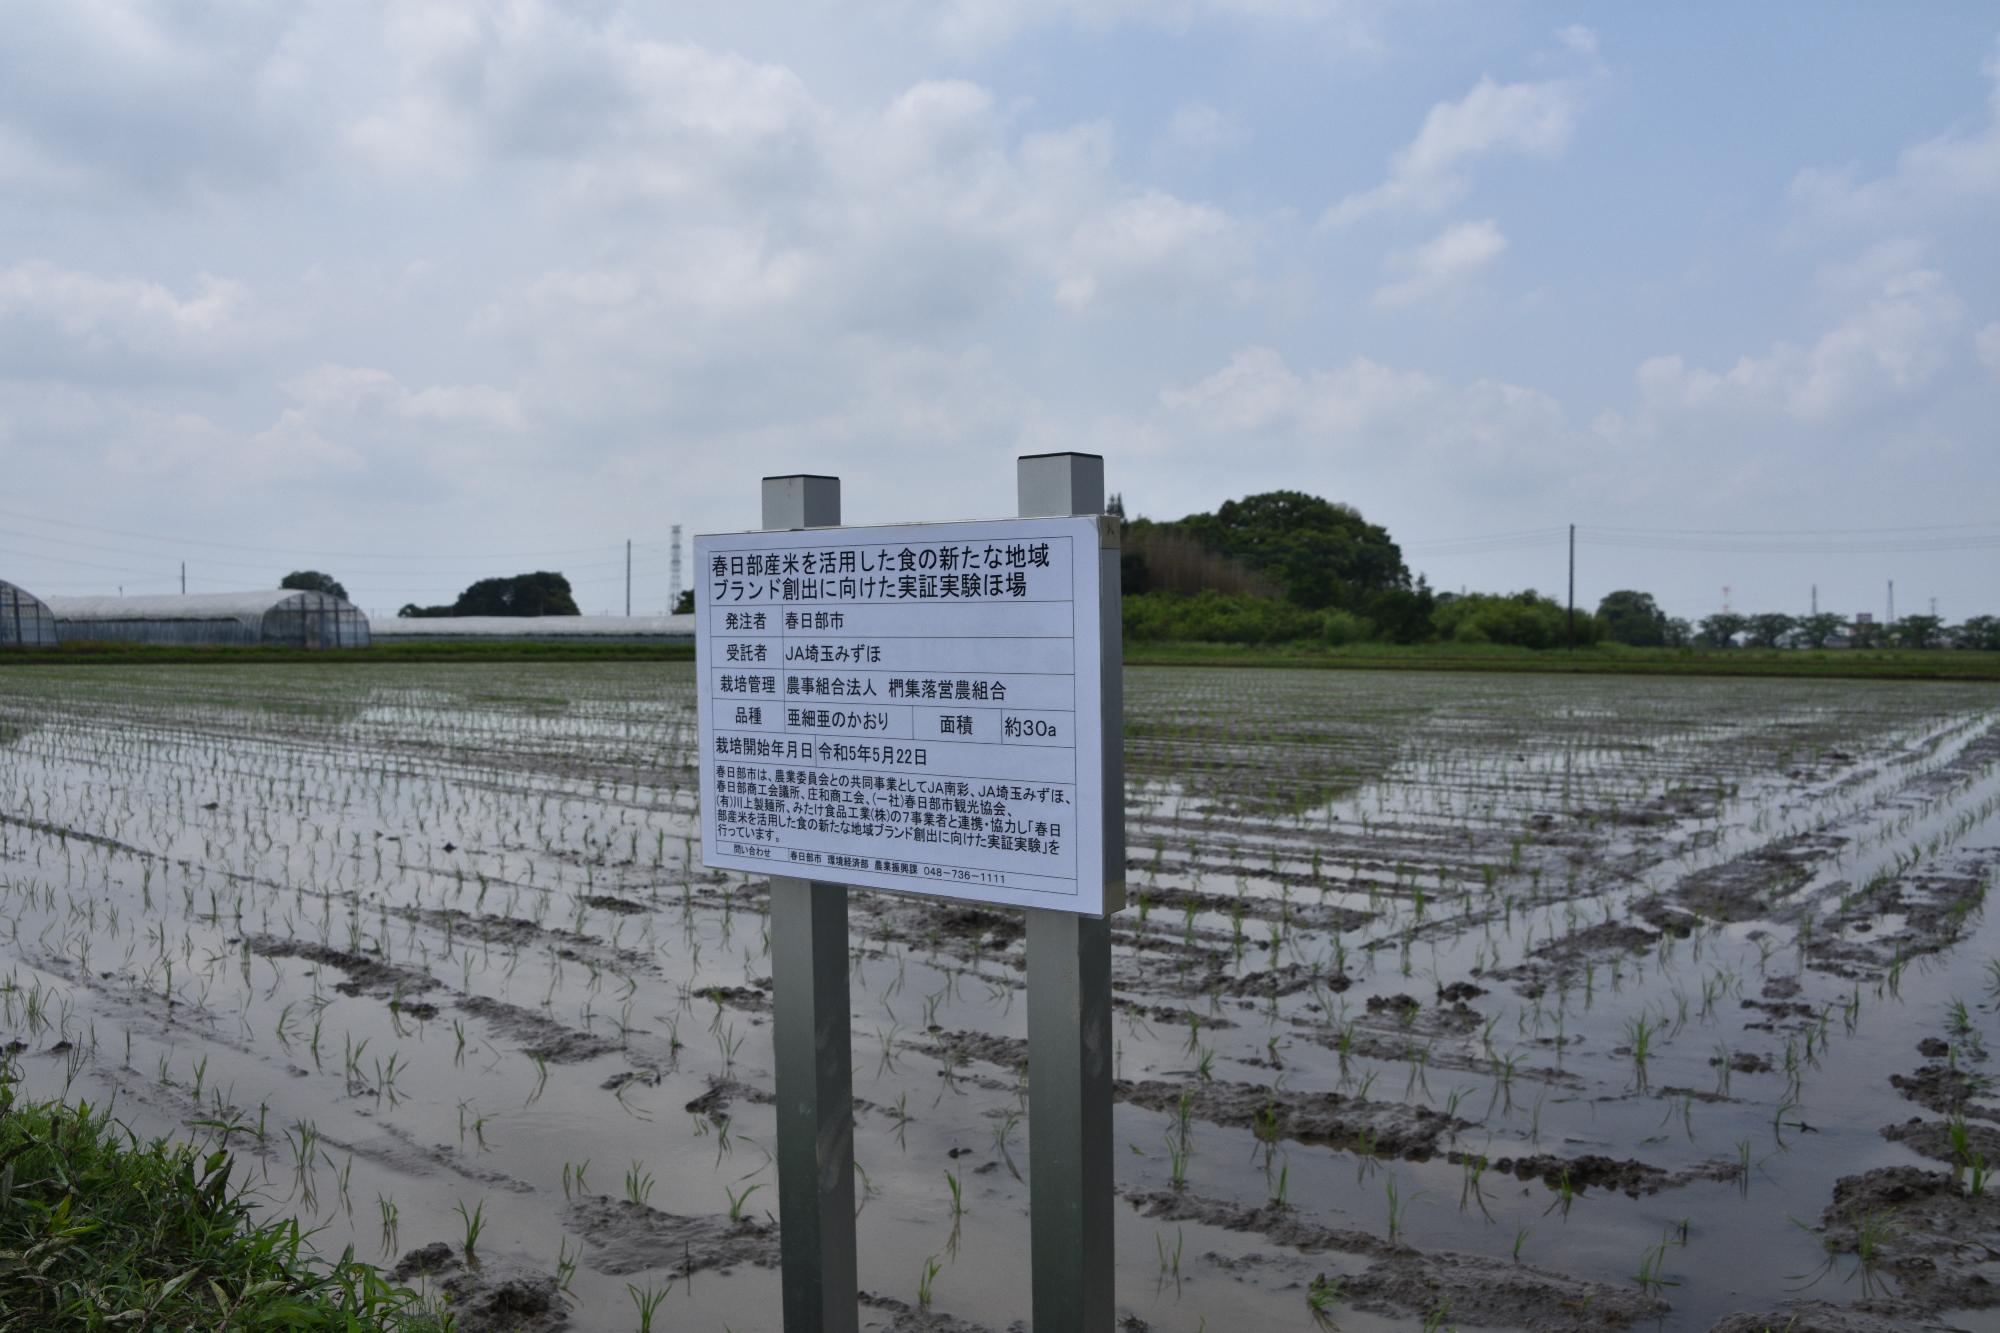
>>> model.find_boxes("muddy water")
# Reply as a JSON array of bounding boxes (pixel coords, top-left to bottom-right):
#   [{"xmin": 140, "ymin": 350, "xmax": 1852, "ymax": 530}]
[{"xmin": 1, "ymin": 664, "xmax": 1997, "ymax": 1331}]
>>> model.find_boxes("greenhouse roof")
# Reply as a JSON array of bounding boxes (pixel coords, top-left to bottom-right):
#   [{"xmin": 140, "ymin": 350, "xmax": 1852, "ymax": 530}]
[
  {"xmin": 371, "ymin": 614, "xmax": 694, "ymax": 638},
  {"xmin": 44, "ymin": 590, "xmax": 357, "ymax": 622}
]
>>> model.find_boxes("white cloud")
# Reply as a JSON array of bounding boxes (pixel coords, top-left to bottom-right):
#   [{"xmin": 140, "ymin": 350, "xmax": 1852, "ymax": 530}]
[
  {"xmin": 1054, "ymin": 191, "xmax": 1244, "ymax": 310},
  {"xmin": 282, "ymin": 363, "xmax": 525, "ymax": 433},
  {"xmin": 1556, "ymin": 25, "xmax": 1598, "ymax": 61},
  {"xmin": 344, "ymin": 7, "xmax": 823, "ymax": 189},
  {"xmin": 337, "ymin": 13, "xmax": 1252, "ymax": 327},
  {"xmin": 1790, "ymin": 37, "xmax": 2000, "ymax": 226},
  {"xmin": 1159, "ymin": 345, "xmax": 1571, "ymax": 484},
  {"xmin": 1978, "ymin": 322, "xmax": 2000, "ymax": 380},
  {"xmin": 905, "ymin": 0, "xmax": 1376, "ymax": 56},
  {"xmin": 1372, "ymin": 218, "xmax": 1506, "ymax": 308},
  {"xmin": 0, "ymin": 261, "xmax": 260, "ymax": 379},
  {"xmin": 0, "ymin": 3, "xmax": 309, "ymax": 196},
  {"xmin": 1159, "ymin": 102, "xmax": 1247, "ymax": 160},
  {"xmin": 1322, "ymin": 70, "xmax": 1583, "ymax": 227},
  {"xmin": 1634, "ymin": 264, "xmax": 1965, "ymax": 423}
]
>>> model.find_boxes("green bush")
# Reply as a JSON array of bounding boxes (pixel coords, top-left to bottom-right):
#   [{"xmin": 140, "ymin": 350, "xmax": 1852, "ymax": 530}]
[
  {"xmin": 1432, "ymin": 590, "xmax": 1600, "ymax": 649},
  {"xmin": 1122, "ymin": 592, "xmax": 1373, "ymax": 645},
  {"xmin": 0, "ymin": 1081, "xmax": 446, "ymax": 1330}
]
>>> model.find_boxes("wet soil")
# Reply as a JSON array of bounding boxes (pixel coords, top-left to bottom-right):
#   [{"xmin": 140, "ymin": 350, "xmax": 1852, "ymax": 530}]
[
  {"xmin": 395, "ymin": 1243, "xmax": 569, "ymax": 1333},
  {"xmin": 244, "ymin": 936, "xmax": 440, "ymax": 999},
  {"xmin": 4, "ymin": 665, "xmax": 1999, "ymax": 1332},
  {"xmin": 1816, "ymin": 1165, "xmax": 2000, "ymax": 1314},
  {"xmin": 1117, "ymin": 1078, "xmax": 1462, "ymax": 1158},
  {"xmin": 1129, "ymin": 1188, "xmax": 1669, "ymax": 1329},
  {"xmin": 563, "ymin": 1196, "xmax": 779, "ymax": 1277},
  {"xmin": 456, "ymin": 994, "xmax": 620, "ymax": 1063}
]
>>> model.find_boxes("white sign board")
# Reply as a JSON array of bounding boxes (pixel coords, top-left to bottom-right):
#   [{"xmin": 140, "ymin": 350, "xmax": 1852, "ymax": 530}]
[{"xmin": 695, "ymin": 516, "xmax": 1109, "ymax": 914}]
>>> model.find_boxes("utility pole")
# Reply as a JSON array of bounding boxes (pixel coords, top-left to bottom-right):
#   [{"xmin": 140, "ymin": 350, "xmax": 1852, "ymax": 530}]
[
  {"xmin": 670, "ymin": 524, "xmax": 684, "ymax": 613},
  {"xmin": 625, "ymin": 539, "xmax": 631, "ymax": 617},
  {"xmin": 1811, "ymin": 584, "xmax": 1817, "ymax": 616},
  {"xmin": 180, "ymin": 562, "xmax": 185, "ymax": 595},
  {"xmin": 1888, "ymin": 579, "xmax": 1895, "ymax": 625},
  {"xmin": 1566, "ymin": 523, "xmax": 1575, "ymax": 651}
]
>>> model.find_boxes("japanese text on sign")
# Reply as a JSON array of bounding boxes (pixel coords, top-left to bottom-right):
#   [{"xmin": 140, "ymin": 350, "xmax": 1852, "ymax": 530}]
[{"xmin": 695, "ymin": 516, "xmax": 1107, "ymax": 913}]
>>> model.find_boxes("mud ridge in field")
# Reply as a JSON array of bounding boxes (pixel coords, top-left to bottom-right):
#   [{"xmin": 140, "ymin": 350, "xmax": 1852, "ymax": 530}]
[
  {"xmin": 1454, "ymin": 1149, "xmax": 1743, "ymax": 1197},
  {"xmin": 456, "ymin": 993, "xmax": 619, "ymax": 1063},
  {"xmin": 855, "ymin": 1291, "xmax": 1002, "ymax": 1332},
  {"xmin": 562, "ymin": 1195, "xmax": 779, "ymax": 1276},
  {"xmin": 1889, "ymin": 1062, "xmax": 1998, "ymax": 1120},
  {"xmin": 920, "ymin": 1030, "xmax": 1028, "ymax": 1073},
  {"xmin": 1127, "ymin": 1188, "xmax": 1669, "ymax": 1330},
  {"xmin": 683, "ymin": 1076, "xmax": 773, "ymax": 1118},
  {"xmin": 242, "ymin": 936, "xmax": 440, "ymax": 998},
  {"xmin": 1882, "ymin": 1116, "xmax": 2000, "ymax": 1166},
  {"xmin": 1707, "ymin": 1301, "xmax": 1945, "ymax": 1332},
  {"xmin": 394, "ymin": 1243, "xmax": 568, "ymax": 1333},
  {"xmin": 1117, "ymin": 1078, "xmax": 1461, "ymax": 1158},
  {"xmin": 1813, "ymin": 1165, "xmax": 2000, "ymax": 1315}
]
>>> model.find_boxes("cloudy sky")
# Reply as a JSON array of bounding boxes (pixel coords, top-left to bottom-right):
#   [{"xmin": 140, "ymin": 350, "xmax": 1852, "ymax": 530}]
[{"xmin": 2, "ymin": 2, "xmax": 1996, "ymax": 621}]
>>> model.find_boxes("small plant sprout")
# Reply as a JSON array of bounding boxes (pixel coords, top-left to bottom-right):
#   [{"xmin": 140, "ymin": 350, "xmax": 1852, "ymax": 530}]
[
  {"xmin": 455, "ymin": 1199, "xmax": 486, "ymax": 1263},
  {"xmin": 628, "ymin": 1281, "xmax": 670, "ymax": 1333},
  {"xmin": 625, "ymin": 1159, "xmax": 655, "ymax": 1206},
  {"xmin": 918, "ymin": 1254, "xmax": 943, "ymax": 1310},
  {"xmin": 726, "ymin": 1182, "xmax": 764, "ymax": 1222}
]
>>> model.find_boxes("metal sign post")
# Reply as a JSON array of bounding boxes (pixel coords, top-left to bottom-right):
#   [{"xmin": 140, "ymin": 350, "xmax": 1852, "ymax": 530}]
[
  {"xmin": 762, "ymin": 475, "xmax": 858, "ymax": 1333},
  {"xmin": 1020, "ymin": 452, "xmax": 1120, "ymax": 1333},
  {"xmin": 699, "ymin": 457, "xmax": 1121, "ymax": 1332}
]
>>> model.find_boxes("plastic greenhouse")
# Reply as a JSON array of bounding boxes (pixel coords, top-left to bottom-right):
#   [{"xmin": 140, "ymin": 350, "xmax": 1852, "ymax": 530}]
[
  {"xmin": 0, "ymin": 580, "xmax": 58, "ymax": 648},
  {"xmin": 45, "ymin": 590, "xmax": 371, "ymax": 649}
]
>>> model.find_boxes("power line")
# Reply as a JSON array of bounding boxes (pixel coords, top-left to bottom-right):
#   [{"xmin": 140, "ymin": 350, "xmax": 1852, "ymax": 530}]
[
  {"xmin": 1580, "ymin": 530, "xmax": 2000, "ymax": 555},
  {"xmin": 0, "ymin": 527, "xmax": 646, "ymax": 577},
  {"xmin": 1588, "ymin": 519, "xmax": 2000, "ymax": 536},
  {"xmin": 0, "ymin": 506, "xmax": 650, "ymax": 562}
]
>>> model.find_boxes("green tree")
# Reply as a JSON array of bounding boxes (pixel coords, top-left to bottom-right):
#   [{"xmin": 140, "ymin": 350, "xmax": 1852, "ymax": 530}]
[
  {"xmin": 1174, "ymin": 491, "xmax": 1411, "ymax": 611},
  {"xmin": 394, "ymin": 572, "xmax": 579, "ymax": 618},
  {"xmin": 1795, "ymin": 612, "xmax": 1846, "ymax": 648},
  {"xmin": 1744, "ymin": 613, "xmax": 1796, "ymax": 649},
  {"xmin": 280, "ymin": 570, "xmax": 348, "ymax": 601},
  {"xmin": 453, "ymin": 571, "xmax": 579, "ymax": 616},
  {"xmin": 1432, "ymin": 589, "xmax": 1595, "ymax": 649},
  {"xmin": 1362, "ymin": 579, "xmax": 1435, "ymax": 644},
  {"xmin": 1697, "ymin": 612, "xmax": 1746, "ymax": 647},
  {"xmin": 1663, "ymin": 617, "xmax": 1693, "ymax": 648},
  {"xmin": 1952, "ymin": 615, "xmax": 2000, "ymax": 650},
  {"xmin": 1891, "ymin": 614, "xmax": 1944, "ymax": 648},
  {"xmin": 1596, "ymin": 589, "xmax": 1667, "ymax": 646},
  {"xmin": 1850, "ymin": 618, "xmax": 1885, "ymax": 649},
  {"xmin": 672, "ymin": 590, "xmax": 694, "ymax": 615}
]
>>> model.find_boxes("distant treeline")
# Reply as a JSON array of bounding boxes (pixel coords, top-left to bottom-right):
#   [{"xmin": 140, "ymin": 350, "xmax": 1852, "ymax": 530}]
[
  {"xmin": 1116, "ymin": 493, "xmax": 1998, "ymax": 650},
  {"xmin": 397, "ymin": 571, "xmax": 580, "ymax": 619}
]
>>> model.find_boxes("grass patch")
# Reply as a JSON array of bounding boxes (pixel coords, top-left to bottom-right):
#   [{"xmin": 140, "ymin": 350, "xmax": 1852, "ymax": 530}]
[
  {"xmin": 1123, "ymin": 640, "xmax": 2000, "ymax": 681},
  {"xmin": 0, "ymin": 1082, "xmax": 446, "ymax": 1330}
]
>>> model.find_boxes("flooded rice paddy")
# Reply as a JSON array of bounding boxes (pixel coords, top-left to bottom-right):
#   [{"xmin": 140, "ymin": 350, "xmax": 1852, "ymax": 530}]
[{"xmin": 1, "ymin": 663, "xmax": 1998, "ymax": 1331}]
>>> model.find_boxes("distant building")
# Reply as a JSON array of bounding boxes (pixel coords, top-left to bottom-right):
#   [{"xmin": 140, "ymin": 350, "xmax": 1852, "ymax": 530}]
[
  {"xmin": 0, "ymin": 579, "xmax": 58, "ymax": 648},
  {"xmin": 45, "ymin": 590, "xmax": 370, "ymax": 649}
]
